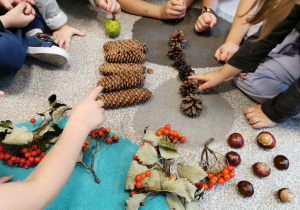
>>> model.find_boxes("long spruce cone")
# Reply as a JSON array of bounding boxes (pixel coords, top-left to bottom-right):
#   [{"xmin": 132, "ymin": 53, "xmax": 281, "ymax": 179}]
[
  {"xmin": 181, "ymin": 93, "xmax": 203, "ymax": 116},
  {"xmin": 103, "ymin": 39, "xmax": 147, "ymax": 53},
  {"xmin": 173, "ymin": 57, "xmax": 187, "ymax": 70},
  {"xmin": 104, "ymin": 48, "xmax": 146, "ymax": 63},
  {"xmin": 97, "ymin": 72, "xmax": 145, "ymax": 93},
  {"xmin": 178, "ymin": 65, "xmax": 195, "ymax": 81},
  {"xmin": 99, "ymin": 63, "xmax": 146, "ymax": 75},
  {"xmin": 98, "ymin": 88, "xmax": 151, "ymax": 108},
  {"xmin": 179, "ymin": 80, "xmax": 198, "ymax": 97}
]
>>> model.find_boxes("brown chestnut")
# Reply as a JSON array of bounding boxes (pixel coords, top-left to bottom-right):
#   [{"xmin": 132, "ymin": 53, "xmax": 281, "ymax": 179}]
[
  {"xmin": 228, "ymin": 133, "xmax": 244, "ymax": 148},
  {"xmin": 225, "ymin": 151, "xmax": 241, "ymax": 166},
  {"xmin": 238, "ymin": 181, "xmax": 254, "ymax": 197},
  {"xmin": 274, "ymin": 155, "xmax": 289, "ymax": 170},
  {"xmin": 252, "ymin": 162, "xmax": 271, "ymax": 177},
  {"xmin": 277, "ymin": 188, "xmax": 293, "ymax": 202},
  {"xmin": 257, "ymin": 131, "xmax": 276, "ymax": 149}
]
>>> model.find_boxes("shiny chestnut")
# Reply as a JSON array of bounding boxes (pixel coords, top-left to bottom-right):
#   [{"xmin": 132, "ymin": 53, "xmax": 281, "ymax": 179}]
[
  {"xmin": 238, "ymin": 181, "xmax": 254, "ymax": 197},
  {"xmin": 257, "ymin": 131, "xmax": 276, "ymax": 149},
  {"xmin": 274, "ymin": 155, "xmax": 289, "ymax": 170},
  {"xmin": 225, "ymin": 151, "xmax": 241, "ymax": 167},
  {"xmin": 252, "ymin": 162, "xmax": 271, "ymax": 177},
  {"xmin": 228, "ymin": 133, "xmax": 244, "ymax": 148},
  {"xmin": 277, "ymin": 188, "xmax": 293, "ymax": 202}
]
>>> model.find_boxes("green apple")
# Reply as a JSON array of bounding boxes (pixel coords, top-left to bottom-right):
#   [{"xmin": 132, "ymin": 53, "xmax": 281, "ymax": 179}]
[{"xmin": 105, "ymin": 18, "xmax": 120, "ymax": 38}]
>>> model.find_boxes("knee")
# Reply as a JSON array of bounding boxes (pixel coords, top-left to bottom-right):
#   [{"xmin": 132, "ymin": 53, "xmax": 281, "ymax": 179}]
[{"xmin": 0, "ymin": 34, "xmax": 27, "ymax": 76}]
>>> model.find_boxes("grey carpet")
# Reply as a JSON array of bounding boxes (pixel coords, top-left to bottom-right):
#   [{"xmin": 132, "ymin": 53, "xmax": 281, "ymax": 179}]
[
  {"xmin": 1, "ymin": 0, "xmax": 300, "ymax": 209},
  {"xmin": 133, "ymin": 8, "xmax": 231, "ymax": 67}
]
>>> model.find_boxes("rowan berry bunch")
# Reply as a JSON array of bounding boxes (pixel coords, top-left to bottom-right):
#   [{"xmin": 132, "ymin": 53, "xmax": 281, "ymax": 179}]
[
  {"xmin": 0, "ymin": 143, "xmax": 46, "ymax": 169},
  {"xmin": 129, "ymin": 170, "xmax": 152, "ymax": 196},
  {"xmin": 156, "ymin": 124, "xmax": 187, "ymax": 144},
  {"xmin": 79, "ymin": 126, "xmax": 120, "ymax": 184}
]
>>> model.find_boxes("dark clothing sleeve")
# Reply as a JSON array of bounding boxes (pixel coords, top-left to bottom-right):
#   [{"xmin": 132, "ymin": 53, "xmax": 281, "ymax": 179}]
[
  {"xmin": 0, "ymin": 20, "xmax": 5, "ymax": 32},
  {"xmin": 227, "ymin": 5, "xmax": 300, "ymax": 123},
  {"xmin": 227, "ymin": 5, "xmax": 300, "ymax": 73},
  {"xmin": 262, "ymin": 78, "xmax": 300, "ymax": 123}
]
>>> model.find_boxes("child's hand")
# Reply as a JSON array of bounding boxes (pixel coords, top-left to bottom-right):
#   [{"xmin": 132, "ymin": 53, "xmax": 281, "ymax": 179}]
[
  {"xmin": 69, "ymin": 86, "xmax": 107, "ymax": 132},
  {"xmin": 1, "ymin": 2, "xmax": 35, "ymax": 28},
  {"xmin": 195, "ymin": 12, "xmax": 217, "ymax": 32},
  {"xmin": 160, "ymin": 0, "xmax": 186, "ymax": 19},
  {"xmin": 244, "ymin": 105, "xmax": 276, "ymax": 129},
  {"xmin": 94, "ymin": 0, "xmax": 121, "ymax": 15},
  {"xmin": 51, "ymin": 24, "xmax": 85, "ymax": 52},
  {"xmin": 214, "ymin": 42, "xmax": 239, "ymax": 62},
  {"xmin": 188, "ymin": 71, "xmax": 227, "ymax": 91},
  {"xmin": 0, "ymin": 0, "xmax": 35, "ymax": 10},
  {"xmin": 0, "ymin": 90, "xmax": 4, "ymax": 97},
  {"xmin": 0, "ymin": 175, "xmax": 13, "ymax": 184}
]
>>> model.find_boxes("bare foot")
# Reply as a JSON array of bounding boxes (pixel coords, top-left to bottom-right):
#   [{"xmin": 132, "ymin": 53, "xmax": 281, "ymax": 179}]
[
  {"xmin": 0, "ymin": 175, "xmax": 13, "ymax": 184},
  {"xmin": 244, "ymin": 105, "xmax": 276, "ymax": 128}
]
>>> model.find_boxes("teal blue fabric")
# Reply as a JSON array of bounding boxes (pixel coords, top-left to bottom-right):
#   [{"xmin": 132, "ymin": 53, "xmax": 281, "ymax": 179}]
[{"xmin": 0, "ymin": 118, "xmax": 168, "ymax": 210}]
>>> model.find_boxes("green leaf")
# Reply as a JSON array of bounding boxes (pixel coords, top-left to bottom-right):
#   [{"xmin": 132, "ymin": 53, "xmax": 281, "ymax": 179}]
[
  {"xmin": 53, "ymin": 103, "xmax": 67, "ymax": 109},
  {"xmin": 147, "ymin": 169, "xmax": 164, "ymax": 190},
  {"xmin": 125, "ymin": 160, "xmax": 148, "ymax": 190},
  {"xmin": 186, "ymin": 201, "xmax": 199, "ymax": 210},
  {"xmin": 143, "ymin": 127, "xmax": 162, "ymax": 146},
  {"xmin": 166, "ymin": 194, "xmax": 185, "ymax": 210},
  {"xmin": 48, "ymin": 94, "xmax": 56, "ymax": 107},
  {"xmin": 52, "ymin": 106, "xmax": 68, "ymax": 123},
  {"xmin": 163, "ymin": 178, "xmax": 196, "ymax": 202},
  {"xmin": 126, "ymin": 194, "xmax": 147, "ymax": 210},
  {"xmin": 0, "ymin": 120, "xmax": 12, "ymax": 129},
  {"xmin": 136, "ymin": 143, "xmax": 158, "ymax": 165},
  {"xmin": 2, "ymin": 126, "xmax": 33, "ymax": 145},
  {"xmin": 158, "ymin": 138, "xmax": 176, "ymax": 150},
  {"xmin": 177, "ymin": 162, "xmax": 207, "ymax": 184},
  {"xmin": 159, "ymin": 146, "xmax": 178, "ymax": 159}
]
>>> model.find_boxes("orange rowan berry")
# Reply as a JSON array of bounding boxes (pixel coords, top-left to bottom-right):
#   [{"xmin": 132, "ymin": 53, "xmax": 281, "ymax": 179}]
[
  {"xmin": 169, "ymin": 175, "xmax": 175, "ymax": 179},
  {"xmin": 85, "ymin": 141, "xmax": 91, "ymax": 146}
]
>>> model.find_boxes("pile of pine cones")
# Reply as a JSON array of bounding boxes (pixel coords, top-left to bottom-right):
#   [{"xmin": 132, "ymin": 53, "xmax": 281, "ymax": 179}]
[
  {"xmin": 168, "ymin": 30, "xmax": 203, "ymax": 117},
  {"xmin": 97, "ymin": 39, "xmax": 151, "ymax": 108}
]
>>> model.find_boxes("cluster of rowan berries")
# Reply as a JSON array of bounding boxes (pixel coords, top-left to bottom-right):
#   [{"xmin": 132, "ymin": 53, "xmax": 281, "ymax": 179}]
[
  {"xmin": 0, "ymin": 144, "xmax": 46, "ymax": 169},
  {"xmin": 156, "ymin": 124, "xmax": 187, "ymax": 143},
  {"xmin": 196, "ymin": 165, "xmax": 235, "ymax": 190},
  {"xmin": 129, "ymin": 170, "xmax": 152, "ymax": 196},
  {"xmin": 82, "ymin": 127, "xmax": 119, "ymax": 152}
]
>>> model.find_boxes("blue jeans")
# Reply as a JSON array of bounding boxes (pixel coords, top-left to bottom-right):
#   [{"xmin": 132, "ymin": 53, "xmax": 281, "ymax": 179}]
[{"xmin": 0, "ymin": 8, "xmax": 44, "ymax": 77}]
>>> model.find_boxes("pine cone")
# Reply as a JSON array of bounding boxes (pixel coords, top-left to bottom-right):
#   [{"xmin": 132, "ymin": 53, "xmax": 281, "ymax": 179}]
[
  {"xmin": 181, "ymin": 93, "xmax": 203, "ymax": 116},
  {"xmin": 97, "ymin": 72, "xmax": 145, "ymax": 93},
  {"xmin": 169, "ymin": 30, "xmax": 186, "ymax": 48},
  {"xmin": 173, "ymin": 57, "xmax": 186, "ymax": 69},
  {"xmin": 98, "ymin": 88, "xmax": 151, "ymax": 108},
  {"xmin": 179, "ymin": 80, "xmax": 198, "ymax": 97},
  {"xmin": 104, "ymin": 48, "xmax": 146, "ymax": 63},
  {"xmin": 168, "ymin": 44, "xmax": 183, "ymax": 60},
  {"xmin": 103, "ymin": 39, "xmax": 146, "ymax": 53},
  {"xmin": 178, "ymin": 65, "xmax": 195, "ymax": 81},
  {"xmin": 99, "ymin": 63, "xmax": 146, "ymax": 75}
]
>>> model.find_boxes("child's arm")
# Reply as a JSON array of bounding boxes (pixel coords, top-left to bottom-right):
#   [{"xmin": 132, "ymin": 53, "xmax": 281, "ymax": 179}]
[
  {"xmin": 214, "ymin": 0, "xmax": 256, "ymax": 62},
  {"xmin": 0, "ymin": 86, "xmax": 107, "ymax": 210},
  {"xmin": 117, "ymin": 0, "xmax": 186, "ymax": 19},
  {"xmin": 195, "ymin": 0, "xmax": 219, "ymax": 32}
]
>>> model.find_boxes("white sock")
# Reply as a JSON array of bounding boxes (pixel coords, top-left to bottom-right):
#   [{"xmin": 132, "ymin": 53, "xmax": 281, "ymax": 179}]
[{"xmin": 25, "ymin": 29, "xmax": 43, "ymax": 37}]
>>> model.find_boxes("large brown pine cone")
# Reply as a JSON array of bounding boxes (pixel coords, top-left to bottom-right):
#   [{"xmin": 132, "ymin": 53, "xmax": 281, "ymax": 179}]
[
  {"xmin": 99, "ymin": 63, "xmax": 146, "ymax": 75},
  {"xmin": 104, "ymin": 48, "xmax": 146, "ymax": 63},
  {"xmin": 168, "ymin": 44, "xmax": 183, "ymax": 60},
  {"xmin": 179, "ymin": 80, "xmax": 198, "ymax": 97},
  {"xmin": 181, "ymin": 93, "xmax": 203, "ymax": 116},
  {"xmin": 169, "ymin": 30, "xmax": 186, "ymax": 48},
  {"xmin": 103, "ymin": 39, "xmax": 147, "ymax": 53},
  {"xmin": 97, "ymin": 72, "xmax": 145, "ymax": 93},
  {"xmin": 178, "ymin": 65, "xmax": 195, "ymax": 81},
  {"xmin": 98, "ymin": 88, "xmax": 151, "ymax": 108}
]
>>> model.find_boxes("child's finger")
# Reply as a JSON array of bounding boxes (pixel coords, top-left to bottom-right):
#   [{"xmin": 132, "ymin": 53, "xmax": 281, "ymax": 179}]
[
  {"xmin": 210, "ymin": 16, "xmax": 217, "ymax": 28},
  {"xmin": 195, "ymin": 22, "xmax": 204, "ymax": 32},
  {"xmin": 167, "ymin": 9, "xmax": 183, "ymax": 16},
  {"xmin": 0, "ymin": 175, "xmax": 13, "ymax": 184},
  {"xmin": 214, "ymin": 48, "xmax": 222, "ymax": 61},
  {"xmin": 219, "ymin": 51, "xmax": 228, "ymax": 62},
  {"xmin": 170, "ymin": 0, "xmax": 183, "ymax": 6},
  {"xmin": 26, "ymin": 0, "xmax": 35, "ymax": 5},
  {"xmin": 106, "ymin": 0, "xmax": 113, "ymax": 12},
  {"xmin": 1, "ymin": 1, "xmax": 13, "ymax": 10},
  {"xmin": 170, "ymin": 5, "xmax": 185, "ymax": 12},
  {"xmin": 89, "ymin": 86, "xmax": 104, "ymax": 100},
  {"xmin": 96, "ymin": 99, "xmax": 105, "ymax": 108},
  {"xmin": 202, "ymin": 13, "xmax": 212, "ymax": 24},
  {"xmin": 115, "ymin": 4, "xmax": 121, "ymax": 14},
  {"xmin": 74, "ymin": 28, "xmax": 86, "ymax": 37},
  {"xmin": 64, "ymin": 39, "xmax": 70, "ymax": 52}
]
